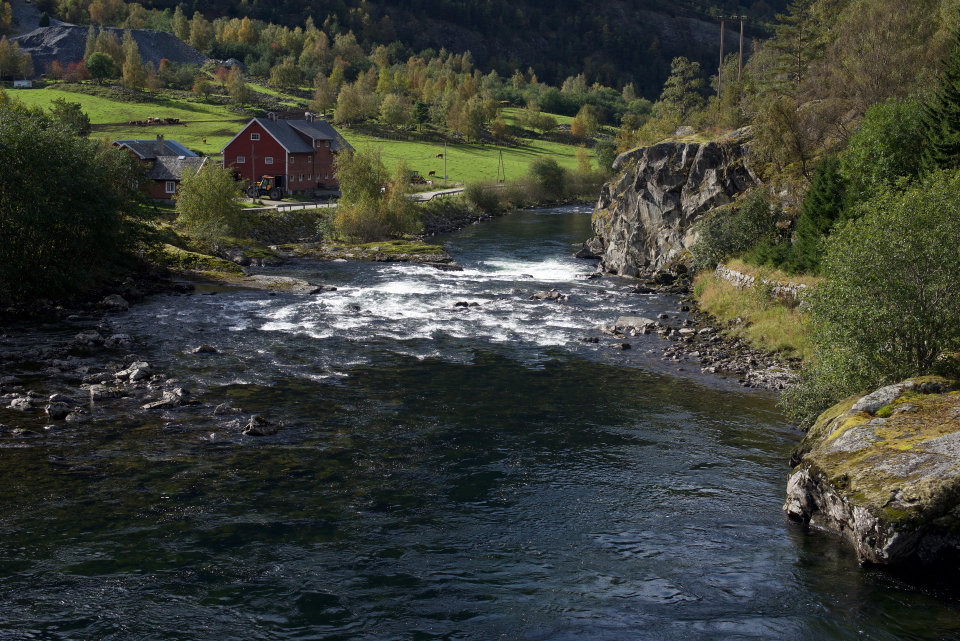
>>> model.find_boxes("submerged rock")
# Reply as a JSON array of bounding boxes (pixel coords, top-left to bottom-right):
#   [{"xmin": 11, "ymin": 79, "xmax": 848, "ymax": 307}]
[
  {"xmin": 101, "ymin": 295, "xmax": 129, "ymax": 311},
  {"xmin": 243, "ymin": 415, "xmax": 278, "ymax": 436},
  {"xmin": 784, "ymin": 376, "xmax": 960, "ymax": 566},
  {"xmin": 192, "ymin": 344, "xmax": 219, "ymax": 354}
]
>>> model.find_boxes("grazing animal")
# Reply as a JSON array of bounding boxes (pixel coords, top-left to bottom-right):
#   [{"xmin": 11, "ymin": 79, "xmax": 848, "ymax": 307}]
[
  {"xmin": 202, "ymin": 138, "xmax": 206, "ymax": 143},
  {"xmin": 436, "ymin": 153, "xmax": 443, "ymax": 158},
  {"xmin": 428, "ymin": 170, "xmax": 436, "ymax": 176}
]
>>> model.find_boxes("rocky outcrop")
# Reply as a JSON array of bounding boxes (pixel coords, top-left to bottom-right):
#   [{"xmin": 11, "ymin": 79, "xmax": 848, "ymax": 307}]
[
  {"xmin": 784, "ymin": 376, "xmax": 960, "ymax": 565},
  {"xmin": 12, "ymin": 26, "xmax": 207, "ymax": 76},
  {"xmin": 587, "ymin": 128, "xmax": 759, "ymax": 277}
]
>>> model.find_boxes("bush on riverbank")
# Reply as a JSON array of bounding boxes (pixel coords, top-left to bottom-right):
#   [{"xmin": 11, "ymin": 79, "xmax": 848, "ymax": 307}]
[
  {"xmin": 0, "ymin": 91, "xmax": 153, "ymax": 302},
  {"xmin": 329, "ymin": 148, "xmax": 420, "ymax": 242},
  {"xmin": 781, "ymin": 170, "xmax": 960, "ymax": 426}
]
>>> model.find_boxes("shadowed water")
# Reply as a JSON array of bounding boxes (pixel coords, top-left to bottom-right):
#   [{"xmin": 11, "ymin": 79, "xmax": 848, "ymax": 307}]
[{"xmin": 2, "ymin": 206, "xmax": 960, "ymax": 639}]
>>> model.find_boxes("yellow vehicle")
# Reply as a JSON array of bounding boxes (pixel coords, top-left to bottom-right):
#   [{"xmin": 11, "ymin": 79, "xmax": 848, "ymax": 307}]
[
  {"xmin": 410, "ymin": 171, "xmax": 427, "ymax": 185},
  {"xmin": 246, "ymin": 175, "xmax": 285, "ymax": 200}
]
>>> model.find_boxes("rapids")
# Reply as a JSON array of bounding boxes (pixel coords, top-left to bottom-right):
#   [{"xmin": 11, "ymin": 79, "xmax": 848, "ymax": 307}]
[{"xmin": 2, "ymin": 205, "xmax": 960, "ymax": 639}]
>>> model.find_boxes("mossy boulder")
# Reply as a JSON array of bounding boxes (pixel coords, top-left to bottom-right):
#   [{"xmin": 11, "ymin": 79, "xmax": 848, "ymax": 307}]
[
  {"xmin": 152, "ymin": 244, "xmax": 244, "ymax": 275},
  {"xmin": 784, "ymin": 376, "xmax": 960, "ymax": 565}
]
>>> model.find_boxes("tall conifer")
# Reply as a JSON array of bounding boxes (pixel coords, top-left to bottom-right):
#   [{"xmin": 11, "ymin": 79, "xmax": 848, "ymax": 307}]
[
  {"xmin": 84, "ymin": 25, "xmax": 96, "ymax": 60},
  {"xmin": 789, "ymin": 156, "xmax": 846, "ymax": 274},
  {"xmin": 921, "ymin": 14, "xmax": 960, "ymax": 174}
]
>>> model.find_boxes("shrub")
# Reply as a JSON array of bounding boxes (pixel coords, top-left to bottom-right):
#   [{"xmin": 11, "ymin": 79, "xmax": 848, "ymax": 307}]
[
  {"xmin": 527, "ymin": 157, "xmax": 566, "ymax": 199},
  {"xmin": 175, "ymin": 163, "xmax": 245, "ymax": 249},
  {"xmin": 842, "ymin": 98, "xmax": 925, "ymax": 204},
  {"xmin": 690, "ymin": 190, "xmax": 781, "ymax": 271},
  {"xmin": 781, "ymin": 170, "xmax": 960, "ymax": 426},
  {"xmin": 464, "ymin": 181, "xmax": 501, "ymax": 213},
  {"xmin": 331, "ymin": 148, "xmax": 420, "ymax": 242},
  {"xmin": 0, "ymin": 93, "xmax": 150, "ymax": 301}
]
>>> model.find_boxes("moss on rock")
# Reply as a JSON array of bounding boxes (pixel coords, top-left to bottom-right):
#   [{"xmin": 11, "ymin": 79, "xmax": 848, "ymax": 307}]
[
  {"xmin": 784, "ymin": 376, "xmax": 960, "ymax": 565},
  {"xmin": 152, "ymin": 244, "xmax": 244, "ymax": 275}
]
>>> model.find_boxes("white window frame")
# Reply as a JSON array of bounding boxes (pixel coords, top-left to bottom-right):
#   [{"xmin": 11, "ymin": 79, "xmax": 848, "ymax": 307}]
[
  {"xmin": 251, "ymin": 133, "xmax": 260, "ymax": 141},
  {"xmin": 325, "ymin": 141, "xmax": 330, "ymax": 147},
  {"xmin": 325, "ymin": 173, "xmax": 330, "ymax": 180},
  {"xmin": 290, "ymin": 156, "xmax": 295, "ymax": 164},
  {"xmin": 165, "ymin": 181, "xmax": 176, "ymax": 194},
  {"xmin": 308, "ymin": 174, "xmax": 312, "ymax": 180},
  {"xmin": 265, "ymin": 157, "xmax": 273, "ymax": 164},
  {"xmin": 299, "ymin": 174, "xmax": 304, "ymax": 181},
  {"xmin": 236, "ymin": 156, "xmax": 245, "ymax": 163}
]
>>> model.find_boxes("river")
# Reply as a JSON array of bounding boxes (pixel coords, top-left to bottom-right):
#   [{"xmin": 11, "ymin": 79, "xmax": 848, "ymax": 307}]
[{"xmin": 2, "ymin": 205, "xmax": 960, "ymax": 639}]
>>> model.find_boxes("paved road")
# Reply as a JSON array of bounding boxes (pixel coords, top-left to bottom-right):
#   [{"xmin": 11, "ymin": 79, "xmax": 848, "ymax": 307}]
[{"xmin": 243, "ymin": 186, "xmax": 465, "ymax": 212}]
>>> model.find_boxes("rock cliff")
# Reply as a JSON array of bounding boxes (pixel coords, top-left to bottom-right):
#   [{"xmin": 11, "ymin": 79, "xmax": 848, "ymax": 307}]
[
  {"xmin": 784, "ymin": 376, "xmax": 960, "ymax": 566},
  {"xmin": 586, "ymin": 128, "xmax": 759, "ymax": 277}
]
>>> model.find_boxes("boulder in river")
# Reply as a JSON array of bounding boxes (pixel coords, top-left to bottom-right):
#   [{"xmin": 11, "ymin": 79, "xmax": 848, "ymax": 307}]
[
  {"xmin": 101, "ymin": 295, "xmax": 129, "ymax": 311},
  {"xmin": 784, "ymin": 376, "xmax": 960, "ymax": 566},
  {"xmin": 192, "ymin": 344, "xmax": 219, "ymax": 354},
  {"xmin": 45, "ymin": 402, "xmax": 71, "ymax": 420},
  {"xmin": 243, "ymin": 415, "xmax": 278, "ymax": 436}
]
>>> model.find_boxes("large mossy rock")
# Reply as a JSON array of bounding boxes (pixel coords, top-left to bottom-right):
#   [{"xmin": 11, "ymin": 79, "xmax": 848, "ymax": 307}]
[
  {"xmin": 587, "ymin": 127, "xmax": 759, "ymax": 277},
  {"xmin": 784, "ymin": 376, "xmax": 960, "ymax": 565}
]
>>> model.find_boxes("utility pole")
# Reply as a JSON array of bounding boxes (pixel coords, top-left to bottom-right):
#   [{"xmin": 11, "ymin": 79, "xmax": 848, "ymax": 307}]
[
  {"xmin": 738, "ymin": 16, "xmax": 746, "ymax": 82},
  {"xmin": 444, "ymin": 141, "xmax": 447, "ymax": 188},
  {"xmin": 716, "ymin": 16, "xmax": 725, "ymax": 100}
]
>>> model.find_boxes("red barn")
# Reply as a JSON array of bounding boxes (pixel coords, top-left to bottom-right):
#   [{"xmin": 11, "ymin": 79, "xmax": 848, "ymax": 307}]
[{"xmin": 220, "ymin": 112, "xmax": 354, "ymax": 193}]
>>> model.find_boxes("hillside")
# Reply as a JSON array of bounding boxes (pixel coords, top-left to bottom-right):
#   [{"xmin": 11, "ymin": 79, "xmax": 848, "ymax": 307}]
[
  {"xmin": 22, "ymin": 0, "xmax": 787, "ymax": 98},
  {"xmin": 11, "ymin": 25, "xmax": 208, "ymax": 70}
]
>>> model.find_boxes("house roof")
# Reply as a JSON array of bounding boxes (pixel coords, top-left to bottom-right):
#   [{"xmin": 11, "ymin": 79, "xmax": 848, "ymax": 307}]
[
  {"xmin": 286, "ymin": 119, "xmax": 354, "ymax": 153},
  {"xmin": 219, "ymin": 118, "xmax": 354, "ymax": 155},
  {"xmin": 115, "ymin": 139, "xmax": 198, "ymax": 159},
  {"xmin": 146, "ymin": 156, "xmax": 206, "ymax": 181}
]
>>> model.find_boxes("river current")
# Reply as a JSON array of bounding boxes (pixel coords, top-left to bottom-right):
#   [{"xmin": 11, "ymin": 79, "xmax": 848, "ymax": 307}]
[{"xmin": 3, "ymin": 205, "xmax": 960, "ymax": 639}]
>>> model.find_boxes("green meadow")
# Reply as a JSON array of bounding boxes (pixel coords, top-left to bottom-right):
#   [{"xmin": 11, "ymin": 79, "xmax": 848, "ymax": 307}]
[
  {"xmin": 11, "ymin": 84, "xmax": 597, "ymax": 179},
  {"xmin": 12, "ymin": 85, "xmax": 246, "ymax": 153},
  {"xmin": 338, "ymin": 130, "xmax": 587, "ymax": 184}
]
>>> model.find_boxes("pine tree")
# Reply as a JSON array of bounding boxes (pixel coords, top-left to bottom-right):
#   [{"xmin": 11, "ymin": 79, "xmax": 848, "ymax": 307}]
[
  {"xmin": 921, "ymin": 14, "xmax": 960, "ymax": 174},
  {"xmin": 788, "ymin": 156, "xmax": 846, "ymax": 274},
  {"xmin": 121, "ymin": 31, "xmax": 146, "ymax": 91},
  {"xmin": 84, "ymin": 25, "xmax": 97, "ymax": 60},
  {"xmin": 766, "ymin": 0, "xmax": 824, "ymax": 94}
]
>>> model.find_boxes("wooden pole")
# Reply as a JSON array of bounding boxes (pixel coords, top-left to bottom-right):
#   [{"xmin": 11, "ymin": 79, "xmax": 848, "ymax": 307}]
[
  {"xmin": 738, "ymin": 17, "xmax": 745, "ymax": 82},
  {"xmin": 444, "ymin": 141, "xmax": 447, "ymax": 187},
  {"xmin": 718, "ymin": 17, "xmax": 725, "ymax": 100}
]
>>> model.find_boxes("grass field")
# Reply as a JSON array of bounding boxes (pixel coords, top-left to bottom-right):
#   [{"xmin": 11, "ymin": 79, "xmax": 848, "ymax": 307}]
[
  {"xmin": 12, "ymin": 85, "xmax": 247, "ymax": 154},
  {"xmin": 338, "ymin": 130, "xmax": 588, "ymax": 184},
  {"xmin": 11, "ymin": 84, "xmax": 598, "ymax": 177}
]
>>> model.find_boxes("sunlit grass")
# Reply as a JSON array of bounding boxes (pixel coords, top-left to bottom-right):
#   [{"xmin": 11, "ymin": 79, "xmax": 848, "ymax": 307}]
[{"xmin": 694, "ymin": 271, "xmax": 815, "ymax": 361}]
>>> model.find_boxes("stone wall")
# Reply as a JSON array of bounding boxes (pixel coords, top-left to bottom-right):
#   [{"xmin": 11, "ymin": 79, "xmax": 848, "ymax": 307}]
[
  {"xmin": 245, "ymin": 209, "xmax": 325, "ymax": 245},
  {"xmin": 714, "ymin": 263, "xmax": 807, "ymax": 301}
]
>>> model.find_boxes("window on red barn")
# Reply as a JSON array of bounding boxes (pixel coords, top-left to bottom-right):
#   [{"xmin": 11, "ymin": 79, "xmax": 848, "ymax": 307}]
[
  {"xmin": 165, "ymin": 181, "xmax": 176, "ymax": 194},
  {"xmin": 251, "ymin": 133, "xmax": 260, "ymax": 141},
  {"xmin": 265, "ymin": 157, "xmax": 273, "ymax": 164},
  {"xmin": 236, "ymin": 156, "xmax": 245, "ymax": 163}
]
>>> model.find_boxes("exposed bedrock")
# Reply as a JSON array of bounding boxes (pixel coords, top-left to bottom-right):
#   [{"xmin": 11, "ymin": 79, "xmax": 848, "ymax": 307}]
[
  {"xmin": 784, "ymin": 376, "xmax": 960, "ymax": 566},
  {"xmin": 586, "ymin": 127, "xmax": 759, "ymax": 277}
]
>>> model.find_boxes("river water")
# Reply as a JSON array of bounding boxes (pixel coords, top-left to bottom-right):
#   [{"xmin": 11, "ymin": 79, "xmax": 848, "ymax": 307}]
[{"xmin": 2, "ymin": 205, "xmax": 960, "ymax": 639}]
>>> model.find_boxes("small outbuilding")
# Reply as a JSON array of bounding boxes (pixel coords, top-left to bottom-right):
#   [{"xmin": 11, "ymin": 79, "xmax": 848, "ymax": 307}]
[{"xmin": 113, "ymin": 135, "xmax": 205, "ymax": 203}]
